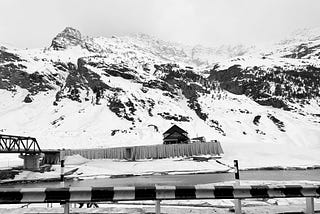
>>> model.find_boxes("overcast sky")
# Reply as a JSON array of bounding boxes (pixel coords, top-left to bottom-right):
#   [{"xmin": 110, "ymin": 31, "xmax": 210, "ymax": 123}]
[{"xmin": 1, "ymin": 0, "xmax": 320, "ymax": 48}]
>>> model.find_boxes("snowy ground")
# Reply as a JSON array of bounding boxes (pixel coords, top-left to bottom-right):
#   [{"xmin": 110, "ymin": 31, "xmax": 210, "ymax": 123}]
[
  {"xmin": 1, "ymin": 85, "xmax": 320, "ymax": 179},
  {"xmin": 11, "ymin": 155, "xmax": 229, "ymax": 181},
  {"xmin": 1, "ymin": 151, "xmax": 320, "ymax": 182}
]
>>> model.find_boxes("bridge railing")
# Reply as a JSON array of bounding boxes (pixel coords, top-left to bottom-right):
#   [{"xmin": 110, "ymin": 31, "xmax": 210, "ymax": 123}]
[
  {"xmin": 0, "ymin": 134, "xmax": 41, "ymax": 153},
  {"xmin": 0, "ymin": 184, "xmax": 319, "ymax": 213}
]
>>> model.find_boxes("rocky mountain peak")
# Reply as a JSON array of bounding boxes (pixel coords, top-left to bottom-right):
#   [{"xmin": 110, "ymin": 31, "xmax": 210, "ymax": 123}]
[{"xmin": 51, "ymin": 27, "xmax": 82, "ymax": 50}]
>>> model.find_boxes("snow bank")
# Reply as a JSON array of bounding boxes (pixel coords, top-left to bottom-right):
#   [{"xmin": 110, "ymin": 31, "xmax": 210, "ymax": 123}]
[
  {"xmin": 72, "ymin": 158, "xmax": 230, "ymax": 178},
  {"xmin": 64, "ymin": 154, "xmax": 89, "ymax": 165}
]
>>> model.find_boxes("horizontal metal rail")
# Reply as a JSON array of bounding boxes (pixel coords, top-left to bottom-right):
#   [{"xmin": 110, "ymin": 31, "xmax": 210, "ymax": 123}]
[
  {"xmin": 0, "ymin": 184, "xmax": 319, "ymax": 204},
  {"xmin": 0, "ymin": 134, "xmax": 35, "ymax": 140}
]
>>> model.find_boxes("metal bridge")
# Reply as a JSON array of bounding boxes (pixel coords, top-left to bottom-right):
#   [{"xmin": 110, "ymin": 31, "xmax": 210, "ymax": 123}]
[{"xmin": 0, "ymin": 134, "xmax": 42, "ymax": 154}]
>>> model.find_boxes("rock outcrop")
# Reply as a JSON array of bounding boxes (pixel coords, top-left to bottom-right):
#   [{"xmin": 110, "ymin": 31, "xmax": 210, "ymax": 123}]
[{"xmin": 51, "ymin": 27, "xmax": 82, "ymax": 50}]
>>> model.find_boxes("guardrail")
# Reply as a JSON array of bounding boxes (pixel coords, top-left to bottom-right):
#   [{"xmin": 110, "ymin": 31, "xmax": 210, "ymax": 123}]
[{"xmin": 0, "ymin": 184, "xmax": 319, "ymax": 213}]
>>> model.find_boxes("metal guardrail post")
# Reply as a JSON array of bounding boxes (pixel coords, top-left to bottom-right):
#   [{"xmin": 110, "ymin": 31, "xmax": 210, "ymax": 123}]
[
  {"xmin": 234, "ymin": 160, "xmax": 241, "ymax": 214},
  {"xmin": 60, "ymin": 159, "xmax": 65, "ymax": 182},
  {"xmin": 155, "ymin": 200, "xmax": 161, "ymax": 214},
  {"xmin": 234, "ymin": 198, "xmax": 241, "ymax": 214},
  {"xmin": 64, "ymin": 203, "xmax": 70, "ymax": 214},
  {"xmin": 306, "ymin": 197, "xmax": 314, "ymax": 214}
]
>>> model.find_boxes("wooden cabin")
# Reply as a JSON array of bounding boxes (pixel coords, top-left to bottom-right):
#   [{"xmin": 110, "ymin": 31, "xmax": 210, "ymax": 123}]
[{"xmin": 163, "ymin": 125, "xmax": 189, "ymax": 144}]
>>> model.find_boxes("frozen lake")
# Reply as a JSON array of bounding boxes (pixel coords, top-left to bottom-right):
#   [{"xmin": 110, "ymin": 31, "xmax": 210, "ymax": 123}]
[
  {"xmin": 69, "ymin": 168, "xmax": 320, "ymax": 186},
  {"xmin": 2, "ymin": 169, "xmax": 320, "ymax": 188}
]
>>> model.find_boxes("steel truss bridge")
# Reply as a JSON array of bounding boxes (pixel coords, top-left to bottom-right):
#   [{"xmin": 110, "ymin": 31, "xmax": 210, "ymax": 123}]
[{"xmin": 0, "ymin": 134, "xmax": 42, "ymax": 154}]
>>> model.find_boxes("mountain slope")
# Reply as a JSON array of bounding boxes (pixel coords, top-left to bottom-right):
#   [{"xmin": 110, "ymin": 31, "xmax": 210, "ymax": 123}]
[{"xmin": 0, "ymin": 27, "xmax": 319, "ymax": 158}]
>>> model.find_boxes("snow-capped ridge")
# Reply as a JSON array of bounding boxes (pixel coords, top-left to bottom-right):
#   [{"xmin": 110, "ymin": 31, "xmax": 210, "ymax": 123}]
[
  {"xmin": 51, "ymin": 27, "xmax": 82, "ymax": 50},
  {"xmin": 278, "ymin": 27, "xmax": 320, "ymax": 45},
  {"xmin": 48, "ymin": 27, "xmax": 261, "ymax": 67}
]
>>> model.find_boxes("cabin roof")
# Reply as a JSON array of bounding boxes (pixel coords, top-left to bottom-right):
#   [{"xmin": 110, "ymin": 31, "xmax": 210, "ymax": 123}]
[{"xmin": 163, "ymin": 125, "xmax": 188, "ymax": 135}]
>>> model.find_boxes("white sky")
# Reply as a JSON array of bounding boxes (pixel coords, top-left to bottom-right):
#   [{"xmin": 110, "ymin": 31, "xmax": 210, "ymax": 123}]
[{"xmin": 0, "ymin": 0, "xmax": 320, "ymax": 48}]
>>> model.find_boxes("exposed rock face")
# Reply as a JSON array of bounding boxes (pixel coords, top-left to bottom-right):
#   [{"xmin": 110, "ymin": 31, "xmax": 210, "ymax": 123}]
[
  {"xmin": 51, "ymin": 27, "xmax": 82, "ymax": 50},
  {"xmin": 0, "ymin": 50, "xmax": 23, "ymax": 63},
  {"xmin": 0, "ymin": 51, "xmax": 54, "ymax": 93},
  {"xmin": 208, "ymin": 65, "xmax": 243, "ymax": 95},
  {"xmin": 253, "ymin": 115, "xmax": 261, "ymax": 126},
  {"xmin": 157, "ymin": 112, "xmax": 191, "ymax": 122},
  {"xmin": 82, "ymin": 37, "xmax": 104, "ymax": 52},
  {"xmin": 283, "ymin": 44, "xmax": 320, "ymax": 59},
  {"xmin": 209, "ymin": 64, "xmax": 320, "ymax": 110},
  {"xmin": 257, "ymin": 97, "xmax": 290, "ymax": 110},
  {"xmin": 154, "ymin": 63, "xmax": 212, "ymax": 121},
  {"xmin": 23, "ymin": 94, "xmax": 33, "ymax": 103},
  {"xmin": 267, "ymin": 113, "xmax": 285, "ymax": 132}
]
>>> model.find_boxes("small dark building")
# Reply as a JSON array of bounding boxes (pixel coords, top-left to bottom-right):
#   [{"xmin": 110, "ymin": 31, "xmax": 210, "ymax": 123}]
[
  {"xmin": 163, "ymin": 125, "xmax": 189, "ymax": 144},
  {"xmin": 191, "ymin": 136, "xmax": 206, "ymax": 143}
]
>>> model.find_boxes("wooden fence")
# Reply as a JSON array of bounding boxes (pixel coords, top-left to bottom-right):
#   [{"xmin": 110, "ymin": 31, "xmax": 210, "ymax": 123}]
[{"xmin": 61, "ymin": 141, "xmax": 223, "ymax": 160}]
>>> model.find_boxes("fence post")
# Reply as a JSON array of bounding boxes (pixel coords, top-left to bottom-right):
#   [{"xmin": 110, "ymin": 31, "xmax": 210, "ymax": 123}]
[
  {"xmin": 234, "ymin": 160, "xmax": 241, "ymax": 214},
  {"xmin": 60, "ymin": 159, "xmax": 65, "ymax": 182},
  {"xmin": 155, "ymin": 200, "xmax": 161, "ymax": 214},
  {"xmin": 60, "ymin": 159, "xmax": 69, "ymax": 214},
  {"xmin": 234, "ymin": 160, "xmax": 240, "ymax": 180},
  {"xmin": 306, "ymin": 197, "xmax": 314, "ymax": 214}
]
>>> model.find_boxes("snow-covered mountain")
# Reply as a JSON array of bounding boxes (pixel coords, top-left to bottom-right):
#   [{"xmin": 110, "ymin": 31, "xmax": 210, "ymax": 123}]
[{"xmin": 0, "ymin": 27, "xmax": 319, "ymax": 156}]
